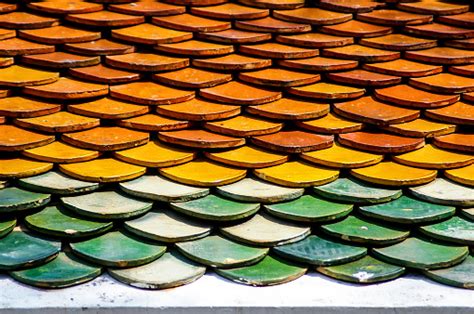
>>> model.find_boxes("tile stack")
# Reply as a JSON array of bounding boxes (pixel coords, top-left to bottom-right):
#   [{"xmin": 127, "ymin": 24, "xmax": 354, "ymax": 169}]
[{"xmin": 0, "ymin": 0, "xmax": 473, "ymax": 290}]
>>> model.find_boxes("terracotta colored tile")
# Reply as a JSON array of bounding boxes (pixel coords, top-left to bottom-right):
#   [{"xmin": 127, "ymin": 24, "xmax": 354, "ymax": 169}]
[
  {"xmin": 109, "ymin": 2, "xmax": 185, "ymax": 16},
  {"xmin": 110, "ymin": 82, "xmax": 194, "ymax": 105},
  {"xmin": 246, "ymin": 98, "xmax": 329, "ymax": 120},
  {"xmin": 160, "ymin": 159, "xmax": 246, "ymax": 187},
  {"xmin": 200, "ymin": 81, "xmax": 281, "ymax": 105},
  {"xmin": 0, "ymin": 158, "xmax": 52, "ymax": 179},
  {"xmin": 155, "ymin": 40, "xmax": 234, "ymax": 56},
  {"xmin": 235, "ymin": 17, "xmax": 311, "ymax": 33},
  {"xmin": 152, "ymin": 14, "xmax": 230, "ymax": 32},
  {"xmin": 68, "ymin": 97, "xmax": 148, "ymax": 120},
  {"xmin": 334, "ymin": 96, "xmax": 419, "ymax": 126},
  {"xmin": 0, "ymin": 38, "xmax": 54, "ymax": 56},
  {"xmin": 374, "ymin": 84, "xmax": 459, "ymax": 108},
  {"xmin": 251, "ymin": 130, "xmax": 333, "ymax": 153},
  {"xmin": 319, "ymin": 0, "xmax": 380, "ymax": 13},
  {"xmin": 0, "ymin": 29, "xmax": 14, "ymax": 41},
  {"xmin": 0, "ymin": 89, "xmax": 10, "ymax": 99},
  {"xmin": 438, "ymin": 12, "xmax": 474, "ymax": 28},
  {"xmin": 238, "ymin": 0, "xmax": 305, "ymax": 9},
  {"xmin": 165, "ymin": 0, "xmax": 227, "ymax": 5},
  {"xmin": 255, "ymin": 161, "xmax": 339, "ymax": 187},
  {"xmin": 23, "ymin": 141, "xmax": 99, "ymax": 164},
  {"xmin": 193, "ymin": 54, "xmax": 271, "ymax": 71},
  {"xmin": 106, "ymin": 52, "xmax": 188, "ymax": 72},
  {"xmin": 191, "ymin": 3, "xmax": 269, "ymax": 20},
  {"xmin": 297, "ymin": 112, "xmax": 363, "ymax": 134},
  {"xmin": 19, "ymin": 26, "xmax": 101, "ymax": 44},
  {"xmin": 22, "ymin": 52, "xmax": 100, "ymax": 69},
  {"xmin": 359, "ymin": 34, "xmax": 437, "ymax": 51},
  {"xmin": 153, "ymin": 68, "xmax": 232, "ymax": 89},
  {"xmin": 0, "ymin": 3, "xmax": 16, "ymax": 13},
  {"xmin": 0, "ymin": 56, "xmax": 13, "ymax": 67},
  {"xmin": 0, "ymin": 65, "xmax": 59, "ymax": 87},
  {"xmin": 322, "ymin": 45, "xmax": 400, "ymax": 62},
  {"xmin": 350, "ymin": 162, "xmax": 436, "ymax": 187},
  {"xmin": 157, "ymin": 98, "xmax": 240, "ymax": 121},
  {"xmin": 158, "ymin": 129, "xmax": 244, "ymax": 149},
  {"xmin": 239, "ymin": 43, "xmax": 318, "ymax": 59},
  {"xmin": 409, "ymin": 73, "xmax": 474, "ymax": 93},
  {"xmin": 357, "ymin": 9, "xmax": 432, "ymax": 26},
  {"xmin": 274, "ymin": 8, "xmax": 351, "ymax": 25},
  {"xmin": 27, "ymin": 1, "xmax": 103, "ymax": 14},
  {"xmin": 383, "ymin": 119, "xmax": 456, "ymax": 138},
  {"xmin": 117, "ymin": 114, "xmax": 191, "ymax": 132},
  {"xmin": 363, "ymin": 59, "xmax": 442, "ymax": 77},
  {"xmin": 0, "ymin": 97, "xmax": 60, "ymax": 118},
  {"xmin": 405, "ymin": 23, "xmax": 474, "ymax": 39},
  {"xmin": 14, "ymin": 112, "xmax": 99, "ymax": 133},
  {"xmin": 205, "ymin": 146, "xmax": 287, "ymax": 168},
  {"xmin": 64, "ymin": 39, "xmax": 135, "ymax": 56},
  {"xmin": 239, "ymin": 68, "xmax": 320, "ymax": 87},
  {"xmin": 197, "ymin": 29, "xmax": 271, "ymax": 44},
  {"xmin": 0, "ymin": 125, "xmax": 54, "ymax": 151},
  {"xmin": 406, "ymin": 47, "xmax": 474, "ymax": 65},
  {"xmin": 279, "ymin": 56, "xmax": 358, "ymax": 72},
  {"xmin": 66, "ymin": 10, "xmax": 144, "ymax": 27},
  {"xmin": 449, "ymin": 64, "xmax": 474, "ymax": 77},
  {"xmin": 321, "ymin": 20, "xmax": 392, "ymax": 38},
  {"xmin": 24, "ymin": 77, "xmax": 108, "ymax": 100},
  {"xmin": 0, "ymin": 12, "xmax": 59, "ymax": 29},
  {"xmin": 276, "ymin": 33, "xmax": 353, "ymax": 48},
  {"xmin": 289, "ymin": 82, "xmax": 365, "ymax": 100},
  {"xmin": 426, "ymin": 101, "xmax": 474, "ymax": 126},
  {"xmin": 59, "ymin": 158, "xmax": 145, "ymax": 183},
  {"xmin": 301, "ymin": 143, "xmax": 382, "ymax": 169},
  {"xmin": 394, "ymin": 144, "xmax": 473, "ymax": 170},
  {"xmin": 205, "ymin": 115, "xmax": 282, "ymax": 137},
  {"xmin": 69, "ymin": 64, "xmax": 141, "ymax": 84},
  {"xmin": 446, "ymin": 38, "xmax": 474, "ymax": 50},
  {"xmin": 445, "ymin": 164, "xmax": 474, "ymax": 187},
  {"xmin": 114, "ymin": 141, "xmax": 195, "ymax": 168},
  {"xmin": 339, "ymin": 131, "xmax": 424, "ymax": 153},
  {"xmin": 62, "ymin": 126, "xmax": 149, "ymax": 151},
  {"xmin": 397, "ymin": 1, "xmax": 469, "ymax": 15},
  {"xmin": 328, "ymin": 69, "xmax": 401, "ymax": 87},
  {"xmin": 433, "ymin": 133, "xmax": 474, "ymax": 153},
  {"xmin": 111, "ymin": 23, "xmax": 192, "ymax": 45}
]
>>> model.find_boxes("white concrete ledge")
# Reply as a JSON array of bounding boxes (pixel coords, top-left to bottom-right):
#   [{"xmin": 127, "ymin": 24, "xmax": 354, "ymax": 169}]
[{"xmin": 1, "ymin": 272, "xmax": 473, "ymax": 314}]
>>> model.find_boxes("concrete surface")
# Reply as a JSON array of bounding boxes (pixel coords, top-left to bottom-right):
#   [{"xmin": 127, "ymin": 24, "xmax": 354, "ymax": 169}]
[{"xmin": 0, "ymin": 272, "xmax": 473, "ymax": 313}]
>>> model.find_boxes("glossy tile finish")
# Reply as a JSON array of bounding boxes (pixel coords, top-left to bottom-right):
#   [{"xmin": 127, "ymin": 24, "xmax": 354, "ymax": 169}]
[{"xmin": 0, "ymin": 0, "xmax": 472, "ymax": 292}]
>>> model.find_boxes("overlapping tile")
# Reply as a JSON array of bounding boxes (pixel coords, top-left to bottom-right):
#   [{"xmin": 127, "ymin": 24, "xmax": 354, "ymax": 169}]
[{"xmin": 0, "ymin": 0, "xmax": 473, "ymax": 292}]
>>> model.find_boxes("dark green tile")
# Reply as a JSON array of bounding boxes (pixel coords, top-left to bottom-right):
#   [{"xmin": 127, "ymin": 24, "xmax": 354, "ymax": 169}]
[
  {"xmin": 264, "ymin": 195, "xmax": 352, "ymax": 223},
  {"xmin": 359, "ymin": 196, "xmax": 455, "ymax": 224},
  {"xmin": 170, "ymin": 194, "xmax": 259, "ymax": 221},
  {"xmin": 0, "ymin": 218, "xmax": 15, "ymax": 238},
  {"xmin": 25, "ymin": 205, "xmax": 113, "ymax": 238},
  {"xmin": 0, "ymin": 187, "xmax": 50, "ymax": 213},
  {"xmin": 314, "ymin": 178, "xmax": 402, "ymax": 204},
  {"xmin": 109, "ymin": 250, "xmax": 206, "ymax": 290},
  {"xmin": 317, "ymin": 256, "xmax": 405, "ymax": 284},
  {"xmin": 373, "ymin": 237, "xmax": 469, "ymax": 270},
  {"xmin": 216, "ymin": 255, "xmax": 307, "ymax": 286},
  {"xmin": 10, "ymin": 252, "xmax": 102, "ymax": 288},
  {"xmin": 176, "ymin": 235, "xmax": 268, "ymax": 268},
  {"xmin": 420, "ymin": 216, "xmax": 474, "ymax": 245},
  {"xmin": 424, "ymin": 255, "xmax": 474, "ymax": 290},
  {"xmin": 0, "ymin": 230, "xmax": 60, "ymax": 270},
  {"xmin": 321, "ymin": 216, "xmax": 409, "ymax": 246},
  {"xmin": 273, "ymin": 235, "xmax": 367, "ymax": 266},
  {"xmin": 70, "ymin": 231, "xmax": 166, "ymax": 267}
]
